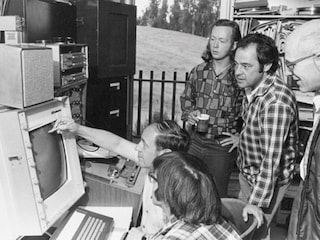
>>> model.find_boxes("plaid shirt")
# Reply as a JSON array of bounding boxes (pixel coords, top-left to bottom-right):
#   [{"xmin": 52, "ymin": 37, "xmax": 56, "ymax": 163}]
[
  {"xmin": 150, "ymin": 217, "xmax": 241, "ymax": 240},
  {"xmin": 180, "ymin": 61, "xmax": 243, "ymax": 136},
  {"xmin": 237, "ymin": 74, "xmax": 299, "ymax": 208}
]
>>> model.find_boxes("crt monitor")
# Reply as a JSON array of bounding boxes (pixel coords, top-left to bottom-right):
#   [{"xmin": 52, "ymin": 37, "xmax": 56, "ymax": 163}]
[
  {"xmin": 0, "ymin": 98, "xmax": 84, "ymax": 240},
  {"xmin": 30, "ymin": 123, "xmax": 67, "ymax": 200},
  {"xmin": 4, "ymin": 0, "xmax": 77, "ymax": 43}
]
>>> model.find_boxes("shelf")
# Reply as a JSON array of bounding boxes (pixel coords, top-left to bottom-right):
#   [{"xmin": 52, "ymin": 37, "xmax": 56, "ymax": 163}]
[{"xmin": 233, "ymin": 15, "xmax": 320, "ymax": 19}]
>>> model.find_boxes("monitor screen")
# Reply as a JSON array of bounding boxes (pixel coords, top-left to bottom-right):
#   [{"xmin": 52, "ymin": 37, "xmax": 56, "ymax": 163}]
[
  {"xmin": 4, "ymin": 0, "xmax": 77, "ymax": 43},
  {"xmin": 25, "ymin": 0, "xmax": 77, "ymax": 43},
  {"xmin": 30, "ymin": 123, "xmax": 67, "ymax": 200}
]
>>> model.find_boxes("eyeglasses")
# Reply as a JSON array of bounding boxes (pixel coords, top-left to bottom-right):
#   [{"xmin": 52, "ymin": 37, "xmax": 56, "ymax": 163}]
[
  {"xmin": 148, "ymin": 172, "xmax": 158, "ymax": 183},
  {"xmin": 285, "ymin": 53, "xmax": 316, "ymax": 71}
]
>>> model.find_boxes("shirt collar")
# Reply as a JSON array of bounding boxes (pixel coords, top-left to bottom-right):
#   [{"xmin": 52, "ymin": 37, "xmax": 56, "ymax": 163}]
[
  {"xmin": 154, "ymin": 216, "xmax": 179, "ymax": 237},
  {"xmin": 245, "ymin": 74, "xmax": 276, "ymax": 102}
]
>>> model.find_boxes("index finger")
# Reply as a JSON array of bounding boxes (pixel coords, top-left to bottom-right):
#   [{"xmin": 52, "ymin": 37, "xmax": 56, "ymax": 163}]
[{"xmin": 48, "ymin": 119, "xmax": 62, "ymax": 133}]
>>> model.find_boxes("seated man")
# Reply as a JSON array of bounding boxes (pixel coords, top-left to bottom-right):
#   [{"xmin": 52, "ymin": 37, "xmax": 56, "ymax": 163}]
[
  {"xmin": 51, "ymin": 119, "xmax": 264, "ymax": 239},
  {"xmin": 50, "ymin": 119, "xmax": 190, "ymax": 239},
  {"xmin": 148, "ymin": 151, "xmax": 247, "ymax": 240}
]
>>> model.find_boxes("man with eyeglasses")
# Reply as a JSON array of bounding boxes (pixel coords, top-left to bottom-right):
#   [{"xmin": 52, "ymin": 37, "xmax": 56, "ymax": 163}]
[
  {"xmin": 51, "ymin": 116, "xmax": 266, "ymax": 239},
  {"xmin": 285, "ymin": 19, "xmax": 320, "ymax": 240},
  {"xmin": 49, "ymin": 119, "xmax": 190, "ymax": 239}
]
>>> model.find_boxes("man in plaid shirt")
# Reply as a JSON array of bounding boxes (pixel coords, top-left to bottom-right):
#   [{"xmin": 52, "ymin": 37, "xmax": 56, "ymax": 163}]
[
  {"xmin": 180, "ymin": 19, "xmax": 243, "ymax": 198},
  {"xmin": 234, "ymin": 33, "xmax": 299, "ymax": 239},
  {"xmin": 149, "ymin": 152, "xmax": 242, "ymax": 240}
]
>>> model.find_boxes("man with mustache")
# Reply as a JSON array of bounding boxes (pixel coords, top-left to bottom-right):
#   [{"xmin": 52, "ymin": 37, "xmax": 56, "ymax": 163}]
[{"xmin": 233, "ymin": 33, "xmax": 299, "ymax": 240}]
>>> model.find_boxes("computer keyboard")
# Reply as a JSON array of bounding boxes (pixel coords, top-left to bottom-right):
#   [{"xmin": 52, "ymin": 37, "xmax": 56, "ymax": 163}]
[
  {"xmin": 76, "ymin": 215, "xmax": 107, "ymax": 240},
  {"xmin": 51, "ymin": 208, "xmax": 114, "ymax": 240}
]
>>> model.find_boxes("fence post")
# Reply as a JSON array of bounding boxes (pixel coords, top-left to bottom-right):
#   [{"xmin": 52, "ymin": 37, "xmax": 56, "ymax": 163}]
[
  {"xmin": 182, "ymin": 72, "xmax": 189, "ymax": 129},
  {"xmin": 172, "ymin": 72, "xmax": 177, "ymax": 121},
  {"xmin": 148, "ymin": 71, "xmax": 154, "ymax": 124},
  {"xmin": 160, "ymin": 71, "xmax": 165, "ymax": 122},
  {"xmin": 137, "ymin": 70, "xmax": 143, "ymax": 136}
]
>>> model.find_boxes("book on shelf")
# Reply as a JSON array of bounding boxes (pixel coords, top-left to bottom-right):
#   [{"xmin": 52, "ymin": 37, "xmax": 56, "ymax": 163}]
[
  {"xmin": 294, "ymin": 90, "xmax": 315, "ymax": 105},
  {"xmin": 299, "ymin": 120, "xmax": 313, "ymax": 130},
  {"xmin": 298, "ymin": 101, "xmax": 314, "ymax": 122},
  {"xmin": 234, "ymin": 0, "xmax": 268, "ymax": 10}
]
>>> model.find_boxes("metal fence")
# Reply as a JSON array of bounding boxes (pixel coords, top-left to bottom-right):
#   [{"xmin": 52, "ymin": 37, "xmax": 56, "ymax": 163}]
[{"xmin": 132, "ymin": 70, "xmax": 188, "ymax": 137}]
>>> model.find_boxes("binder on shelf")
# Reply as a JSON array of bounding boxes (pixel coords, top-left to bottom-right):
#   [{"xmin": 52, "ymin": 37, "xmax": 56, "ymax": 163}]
[{"xmin": 234, "ymin": 0, "xmax": 268, "ymax": 10}]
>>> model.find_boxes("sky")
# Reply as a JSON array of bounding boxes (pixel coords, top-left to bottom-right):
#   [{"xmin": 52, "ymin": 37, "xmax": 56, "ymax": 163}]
[{"xmin": 136, "ymin": 0, "xmax": 174, "ymax": 17}]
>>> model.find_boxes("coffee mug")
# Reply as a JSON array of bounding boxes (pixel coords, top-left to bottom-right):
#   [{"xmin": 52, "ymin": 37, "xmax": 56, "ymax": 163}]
[{"xmin": 196, "ymin": 114, "xmax": 210, "ymax": 133}]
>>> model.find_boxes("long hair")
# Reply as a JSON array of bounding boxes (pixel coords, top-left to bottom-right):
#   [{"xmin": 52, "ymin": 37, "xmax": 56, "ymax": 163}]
[
  {"xmin": 202, "ymin": 19, "xmax": 241, "ymax": 62},
  {"xmin": 153, "ymin": 120, "xmax": 190, "ymax": 152},
  {"xmin": 236, "ymin": 33, "xmax": 279, "ymax": 75},
  {"xmin": 153, "ymin": 151, "xmax": 221, "ymax": 225}
]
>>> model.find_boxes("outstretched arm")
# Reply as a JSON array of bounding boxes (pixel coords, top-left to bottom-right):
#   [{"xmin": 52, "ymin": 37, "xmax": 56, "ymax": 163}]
[{"xmin": 50, "ymin": 118, "xmax": 138, "ymax": 161}]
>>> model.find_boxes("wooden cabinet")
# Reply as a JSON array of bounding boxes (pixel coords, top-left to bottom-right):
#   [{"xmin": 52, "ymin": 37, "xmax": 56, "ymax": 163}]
[
  {"xmin": 86, "ymin": 75, "xmax": 129, "ymax": 138},
  {"xmin": 77, "ymin": 1, "xmax": 136, "ymax": 137},
  {"xmin": 77, "ymin": 1, "xmax": 136, "ymax": 78}
]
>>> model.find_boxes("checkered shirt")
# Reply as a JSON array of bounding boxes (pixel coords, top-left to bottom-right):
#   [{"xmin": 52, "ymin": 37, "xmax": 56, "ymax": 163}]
[
  {"xmin": 150, "ymin": 217, "xmax": 241, "ymax": 240},
  {"xmin": 237, "ymin": 74, "xmax": 299, "ymax": 208},
  {"xmin": 180, "ymin": 61, "xmax": 243, "ymax": 135}
]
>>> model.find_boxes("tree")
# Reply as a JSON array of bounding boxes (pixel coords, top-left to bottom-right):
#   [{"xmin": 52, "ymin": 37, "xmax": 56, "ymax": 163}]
[
  {"xmin": 139, "ymin": 0, "xmax": 160, "ymax": 27},
  {"xmin": 169, "ymin": 0, "xmax": 182, "ymax": 31},
  {"xmin": 137, "ymin": 9, "xmax": 149, "ymax": 26},
  {"xmin": 180, "ymin": 0, "xmax": 196, "ymax": 34},
  {"xmin": 157, "ymin": 0, "xmax": 169, "ymax": 29},
  {"xmin": 196, "ymin": 0, "xmax": 218, "ymax": 37},
  {"xmin": 137, "ymin": 0, "xmax": 220, "ymax": 37}
]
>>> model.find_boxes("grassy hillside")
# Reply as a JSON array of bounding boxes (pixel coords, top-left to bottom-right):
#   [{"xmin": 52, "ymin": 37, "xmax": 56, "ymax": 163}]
[
  {"xmin": 135, "ymin": 26, "xmax": 208, "ymax": 80},
  {"xmin": 133, "ymin": 26, "xmax": 208, "ymax": 132}
]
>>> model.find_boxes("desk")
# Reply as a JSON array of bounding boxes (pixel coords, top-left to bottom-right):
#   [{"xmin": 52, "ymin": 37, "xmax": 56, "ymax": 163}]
[
  {"xmin": 81, "ymin": 162, "xmax": 147, "ymax": 226},
  {"xmin": 20, "ymin": 207, "xmax": 132, "ymax": 240}
]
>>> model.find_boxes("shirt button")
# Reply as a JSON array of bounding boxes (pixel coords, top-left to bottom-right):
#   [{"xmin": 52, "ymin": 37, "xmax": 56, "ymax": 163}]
[
  {"xmin": 143, "ymin": 225, "xmax": 145, "ymax": 229},
  {"xmin": 146, "ymin": 210, "xmax": 149, "ymax": 213}
]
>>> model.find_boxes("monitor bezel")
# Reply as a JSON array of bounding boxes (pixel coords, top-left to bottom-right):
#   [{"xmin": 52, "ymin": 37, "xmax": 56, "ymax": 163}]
[{"xmin": 0, "ymin": 98, "xmax": 84, "ymax": 239}]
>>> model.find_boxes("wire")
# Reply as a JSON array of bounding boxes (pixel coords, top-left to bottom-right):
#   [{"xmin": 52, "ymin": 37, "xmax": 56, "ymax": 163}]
[{"xmin": 76, "ymin": 139, "xmax": 100, "ymax": 152}]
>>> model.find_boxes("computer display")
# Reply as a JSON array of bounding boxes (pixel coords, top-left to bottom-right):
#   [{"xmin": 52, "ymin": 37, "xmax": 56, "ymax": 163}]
[
  {"xmin": 30, "ymin": 123, "xmax": 67, "ymax": 200},
  {"xmin": 4, "ymin": 0, "xmax": 77, "ymax": 43},
  {"xmin": 0, "ymin": 98, "xmax": 85, "ymax": 240}
]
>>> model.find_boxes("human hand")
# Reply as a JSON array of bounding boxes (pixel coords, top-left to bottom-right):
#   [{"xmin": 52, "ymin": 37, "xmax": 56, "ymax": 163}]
[
  {"xmin": 220, "ymin": 132, "xmax": 239, "ymax": 152},
  {"xmin": 242, "ymin": 204, "xmax": 264, "ymax": 228},
  {"xmin": 187, "ymin": 110, "xmax": 201, "ymax": 126},
  {"xmin": 48, "ymin": 117, "xmax": 79, "ymax": 134},
  {"xmin": 125, "ymin": 227, "xmax": 145, "ymax": 240}
]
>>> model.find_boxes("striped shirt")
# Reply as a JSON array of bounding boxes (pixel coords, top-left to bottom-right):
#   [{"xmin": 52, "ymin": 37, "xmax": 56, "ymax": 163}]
[
  {"xmin": 180, "ymin": 61, "xmax": 243, "ymax": 136},
  {"xmin": 237, "ymin": 74, "xmax": 299, "ymax": 208},
  {"xmin": 150, "ymin": 217, "xmax": 241, "ymax": 240}
]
